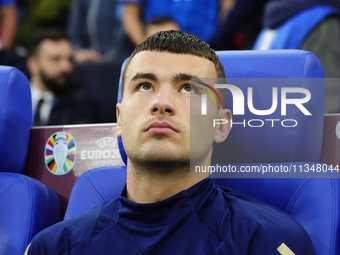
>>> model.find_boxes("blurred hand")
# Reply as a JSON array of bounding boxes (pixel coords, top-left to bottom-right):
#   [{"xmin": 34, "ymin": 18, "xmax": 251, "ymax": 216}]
[
  {"xmin": 74, "ymin": 49, "xmax": 102, "ymax": 63},
  {"xmin": 219, "ymin": 0, "xmax": 236, "ymax": 22}
]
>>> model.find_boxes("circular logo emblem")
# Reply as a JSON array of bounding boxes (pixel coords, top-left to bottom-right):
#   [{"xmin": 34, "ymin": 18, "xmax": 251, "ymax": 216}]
[
  {"xmin": 336, "ymin": 121, "xmax": 340, "ymax": 140},
  {"xmin": 44, "ymin": 132, "xmax": 76, "ymax": 175}
]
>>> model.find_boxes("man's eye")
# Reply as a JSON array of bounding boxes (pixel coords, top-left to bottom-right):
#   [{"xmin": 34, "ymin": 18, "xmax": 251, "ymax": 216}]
[
  {"xmin": 51, "ymin": 56, "xmax": 60, "ymax": 62},
  {"xmin": 138, "ymin": 83, "xmax": 153, "ymax": 91},
  {"xmin": 181, "ymin": 84, "xmax": 196, "ymax": 93}
]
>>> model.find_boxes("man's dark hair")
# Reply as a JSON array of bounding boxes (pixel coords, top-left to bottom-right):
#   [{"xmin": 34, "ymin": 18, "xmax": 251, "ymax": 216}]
[
  {"xmin": 122, "ymin": 30, "xmax": 226, "ymax": 106},
  {"xmin": 28, "ymin": 29, "xmax": 70, "ymax": 56}
]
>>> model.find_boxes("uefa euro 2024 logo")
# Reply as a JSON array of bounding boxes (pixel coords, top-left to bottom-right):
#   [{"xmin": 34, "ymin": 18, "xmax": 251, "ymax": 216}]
[{"xmin": 44, "ymin": 132, "xmax": 76, "ymax": 175}]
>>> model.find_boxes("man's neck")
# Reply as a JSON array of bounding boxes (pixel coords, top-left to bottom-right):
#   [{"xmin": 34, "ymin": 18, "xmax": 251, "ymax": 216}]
[
  {"xmin": 31, "ymin": 75, "xmax": 48, "ymax": 92},
  {"xmin": 126, "ymin": 162, "xmax": 207, "ymax": 204}
]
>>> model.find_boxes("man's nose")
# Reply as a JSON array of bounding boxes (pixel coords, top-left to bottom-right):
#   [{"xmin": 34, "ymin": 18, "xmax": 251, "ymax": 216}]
[
  {"xmin": 60, "ymin": 59, "xmax": 72, "ymax": 72},
  {"xmin": 150, "ymin": 86, "xmax": 175, "ymax": 116}
]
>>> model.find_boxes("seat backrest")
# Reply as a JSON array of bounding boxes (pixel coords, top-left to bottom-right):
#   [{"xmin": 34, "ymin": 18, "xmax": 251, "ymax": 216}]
[
  {"xmin": 64, "ymin": 166, "xmax": 127, "ymax": 220},
  {"xmin": 0, "ymin": 67, "xmax": 61, "ymax": 255},
  {"xmin": 117, "ymin": 59, "xmax": 128, "ymax": 165},
  {"xmin": 0, "ymin": 67, "xmax": 31, "ymax": 174},
  {"xmin": 0, "ymin": 173, "xmax": 62, "ymax": 255},
  {"xmin": 213, "ymin": 50, "xmax": 339, "ymax": 255},
  {"xmin": 214, "ymin": 50, "xmax": 324, "ymax": 164}
]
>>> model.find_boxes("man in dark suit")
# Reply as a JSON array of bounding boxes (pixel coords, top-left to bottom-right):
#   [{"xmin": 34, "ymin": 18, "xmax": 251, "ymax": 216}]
[{"xmin": 27, "ymin": 29, "xmax": 100, "ymax": 126}]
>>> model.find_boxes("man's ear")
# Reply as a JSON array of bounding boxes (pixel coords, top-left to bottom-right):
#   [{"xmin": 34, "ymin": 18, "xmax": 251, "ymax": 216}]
[
  {"xmin": 27, "ymin": 56, "xmax": 38, "ymax": 75},
  {"xmin": 214, "ymin": 108, "xmax": 232, "ymax": 143},
  {"xmin": 116, "ymin": 103, "xmax": 122, "ymax": 137}
]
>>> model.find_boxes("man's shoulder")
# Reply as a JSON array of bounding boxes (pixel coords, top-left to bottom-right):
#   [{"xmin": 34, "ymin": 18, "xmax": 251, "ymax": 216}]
[
  {"xmin": 212, "ymin": 184, "xmax": 306, "ymax": 233},
  {"xmin": 205, "ymin": 184, "xmax": 316, "ymax": 254},
  {"xmin": 28, "ymin": 199, "xmax": 119, "ymax": 254}
]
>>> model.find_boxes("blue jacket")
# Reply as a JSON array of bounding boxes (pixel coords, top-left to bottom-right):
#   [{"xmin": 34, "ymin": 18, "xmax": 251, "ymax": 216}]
[
  {"xmin": 264, "ymin": 0, "xmax": 340, "ymax": 28},
  {"xmin": 28, "ymin": 179, "xmax": 316, "ymax": 254}
]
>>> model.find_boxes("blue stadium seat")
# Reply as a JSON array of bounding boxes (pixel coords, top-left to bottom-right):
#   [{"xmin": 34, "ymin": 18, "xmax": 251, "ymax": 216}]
[
  {"xmin": 65, "ymin": 51, "xmax": 339, "ymax": 255},
  {"xmin": 0, "ymin": 67, "xmax": 61, "ymax": 255},
  {"xmin": 64, "ymin": 166, "xmax": 126, "ymax": 219},
  {"xmin": 213, "ymin": 50, "xmax": 340, "ymax": 255},
  {"xmin": 214, "ymin": 50, "xmax": 324, "ymax": 164}
]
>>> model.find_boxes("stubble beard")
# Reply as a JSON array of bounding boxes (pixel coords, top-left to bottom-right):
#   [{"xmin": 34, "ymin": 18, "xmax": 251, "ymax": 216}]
[
  {"xmin": 121, "ymin": 117, "xmax": 191, "ymax": 178},
  {"xmin": 39, "ymin": 69, "xmax": 73, "ymax": 95}
]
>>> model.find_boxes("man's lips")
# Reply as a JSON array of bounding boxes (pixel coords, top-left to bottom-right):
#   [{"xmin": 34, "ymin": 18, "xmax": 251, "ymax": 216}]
[{"xmin": 145, "ymin": 122, "xmax": 178, "ymax": 134}]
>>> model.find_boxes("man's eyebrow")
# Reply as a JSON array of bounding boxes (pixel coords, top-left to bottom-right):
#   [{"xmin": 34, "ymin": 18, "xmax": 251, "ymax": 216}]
[
  {"xmin": 129, "ymin": 72, "xmax": 206, "ymax": 85},
  {"xmin": 173, "ymin": 73, "xmax": 207, "ymax": 85},
  {"xmin": 130, "ymin": 72, "xmax": 157, "ymax": 82},
  {"xmin": 173, "ymin": 73, "xmax": 198, "ymax": 82}
]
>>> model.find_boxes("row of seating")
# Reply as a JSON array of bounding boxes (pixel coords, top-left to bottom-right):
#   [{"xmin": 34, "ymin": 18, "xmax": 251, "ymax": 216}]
[
  {"xmin": 0, "ymin": 68, "xmax": 61, "ymax": 255},
  {"xmin": 0, "ymin": 50, "xmax": 339, "ymax": 255}
]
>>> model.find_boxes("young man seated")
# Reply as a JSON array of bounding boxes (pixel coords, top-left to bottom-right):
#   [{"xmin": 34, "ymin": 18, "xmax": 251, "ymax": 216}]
[{"xmin": 26, "ymin": 30, "xmax": 316, "ymax": 255}]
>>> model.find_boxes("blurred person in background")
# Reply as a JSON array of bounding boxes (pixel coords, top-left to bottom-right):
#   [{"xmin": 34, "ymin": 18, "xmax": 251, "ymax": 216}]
[
  {"xmin": 68, "ymin": 0, "xmax": 134, "ymax": 63},
  {"xmin": 259, "ymin": 0, "xmax": 340, "ymax": 78},
  {"xmin": 0, "ymin": 0, "xmax": 30, "ymax": 76},
  {"xmin": 255, "ymin": 0, "xmax": 340, "ymax": 113},
  {"xmin": 120, "ymin": 0, "xmax": 233, "ymax": 45},
  {"xmin": 0, "ymin": 0, "xmax": 17, "ymax": 51},
  {"xmin": 27, "ymin": 29, "xmax": 100, "ymax": 126},
  {"xmin": 145, "ymin": 17, "xmax": 180, "ymax": 38},
  {"xmin": 209, "ymin": 0, "xmax": 269, "ymax": 50}
]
